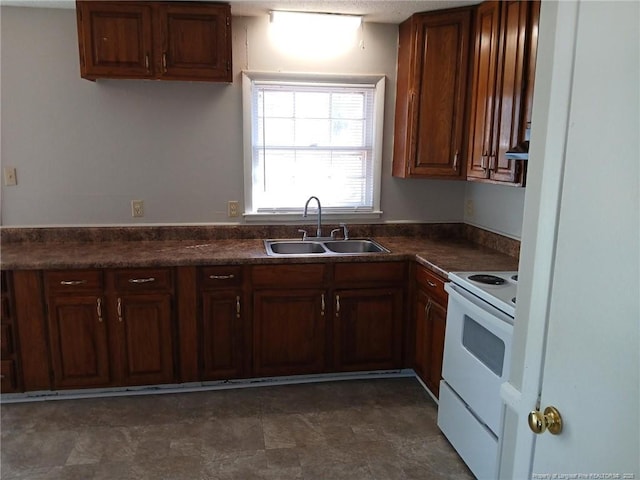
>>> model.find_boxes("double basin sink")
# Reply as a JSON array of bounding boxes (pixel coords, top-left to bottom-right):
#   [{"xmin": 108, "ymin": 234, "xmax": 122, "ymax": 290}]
[{"xmin": 264, "ymin": 238, "xmax": 389, "ymax": 256}]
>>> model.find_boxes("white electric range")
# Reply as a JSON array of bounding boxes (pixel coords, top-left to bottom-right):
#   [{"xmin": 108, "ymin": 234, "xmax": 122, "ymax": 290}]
[
  {"xmin": 448, "ymin": 271, "xmax": 518, "ymax": 318},
  {"xmin": 437, "ymin": 271, "xmax": 519, "ymax": 479}
]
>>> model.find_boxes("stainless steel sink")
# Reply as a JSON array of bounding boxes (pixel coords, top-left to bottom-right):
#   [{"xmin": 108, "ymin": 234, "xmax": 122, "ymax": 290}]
[
  {"xmin": 264, "ymin": 239, "xmax": 389, "ymax": 256},
  {"xmin": 266, "ymin": 241, "xmax": 327, "ymax": 255},
  {"xmin": 323, "ymin": 239, "xmax": 389, "ymax": 254}
]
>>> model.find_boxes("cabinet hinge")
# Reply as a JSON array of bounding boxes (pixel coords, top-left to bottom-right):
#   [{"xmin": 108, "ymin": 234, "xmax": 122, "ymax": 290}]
[
  {"xmin": 226, "ymin": 15, "xmax": 230, "ymax": 27},
  {"xmin": 227, "ymin": 60, "xmax": 231, "ymax": 72}
]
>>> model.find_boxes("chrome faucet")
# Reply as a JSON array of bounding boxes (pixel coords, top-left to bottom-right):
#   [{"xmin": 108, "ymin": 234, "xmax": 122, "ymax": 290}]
[{"xmin": 303, "ymin": 196, "xmax": 323, "ymax": 238}]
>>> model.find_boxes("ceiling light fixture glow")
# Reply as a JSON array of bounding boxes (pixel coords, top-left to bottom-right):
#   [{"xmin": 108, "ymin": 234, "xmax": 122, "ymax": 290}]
[
  {"xmin": 270, "ymin": 10, "xmax": 362, "ymax": 30},
  {"xmin": 268, "ymin": 10, "xmax": 362, "ymax": 60}
]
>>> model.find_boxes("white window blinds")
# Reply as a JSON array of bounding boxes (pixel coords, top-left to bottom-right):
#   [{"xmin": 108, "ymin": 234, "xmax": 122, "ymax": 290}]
[{"xmin": 250, "ymin": 81, "xmax": 377, "ymax": 212}]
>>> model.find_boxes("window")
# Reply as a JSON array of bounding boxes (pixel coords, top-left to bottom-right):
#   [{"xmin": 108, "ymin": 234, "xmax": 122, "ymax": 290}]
[{"xmin": 242, "ymin": 72, "xmax": 385, "ymax": 219}]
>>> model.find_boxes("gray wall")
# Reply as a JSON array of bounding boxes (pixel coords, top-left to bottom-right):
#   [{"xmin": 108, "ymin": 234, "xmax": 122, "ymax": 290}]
[{"xmin": 0, "ymin": 6, "xmax": 524, "ymax": 238}]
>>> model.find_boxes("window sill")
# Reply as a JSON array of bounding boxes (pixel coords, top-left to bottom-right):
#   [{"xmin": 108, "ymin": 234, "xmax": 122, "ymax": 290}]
[{"xmin": 243, "ymin": 211, "xmax": 383, "ymax": 223}]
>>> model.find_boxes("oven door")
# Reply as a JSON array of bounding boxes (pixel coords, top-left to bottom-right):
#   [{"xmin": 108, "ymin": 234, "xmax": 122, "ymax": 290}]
[{"xmin": 441, "ymin": 282, "xmax": 513, "ymax": 435}]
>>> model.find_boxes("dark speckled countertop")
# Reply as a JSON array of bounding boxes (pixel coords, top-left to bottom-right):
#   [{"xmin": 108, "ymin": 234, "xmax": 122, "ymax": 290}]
[{"xmin": 0, "ymin": 224, "xmax": 519, "ymax": 278}]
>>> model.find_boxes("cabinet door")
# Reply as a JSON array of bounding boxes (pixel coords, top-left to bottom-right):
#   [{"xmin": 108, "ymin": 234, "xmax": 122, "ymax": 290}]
[
  {"xmin": 158, "ymin": 4, "xmax": 231, "ymax": 82},
  {"xmin": 201, "ymin": 290, "xmax": 244, "ymax": 380},
  {"xmin": 76, "ymin": 1, "xmax": 153, "ymax": 80},
  {"xmin": 466, "ymin": 1, "xmax": 501, "ymax": 180},
  {"xmin": 334, "ymin": 288, "xmax": 403, "ymax": 372},
  {"xmin": 490, "ymin": 0, "xmax": 529, "ymax": 183},
  {"xmin": 393, "ymin": 9, "xmax": 471, "ymax": 179},
  {"xmin": 253, "ymin": 289, "xmax": 326, "ymax": 377},
  {"xmin": 114, "ymin": 294, "xmax": 174, "ymax": 385},
  {"xmin": 414, "ymin": 289, "xmax": 430, "ymax": 383},
  {"xmin": 421, "ymin": 293, "xmax": 447, "ymax": 397},
  {"xmin": 414, "ymin": 267, "xmax": 448, "ymax": 398},
  {"xmin": 47, "ymin": 295, "xmax": 110, "ymax": 388},
  {"xmin": 1, "ymin": 271, "xmax": 21, "ymax": 393}
]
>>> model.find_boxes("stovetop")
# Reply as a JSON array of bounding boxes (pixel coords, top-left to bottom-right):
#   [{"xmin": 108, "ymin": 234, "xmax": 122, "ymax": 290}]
[{"xmin": 448, "ymin": 271, "xmax": 518, "ymax": 318}]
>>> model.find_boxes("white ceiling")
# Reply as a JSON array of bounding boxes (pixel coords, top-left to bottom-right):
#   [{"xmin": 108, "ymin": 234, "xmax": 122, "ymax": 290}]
[{"xmin": 0, "ymin": 0, "xmax": 481, "ymax": 24}]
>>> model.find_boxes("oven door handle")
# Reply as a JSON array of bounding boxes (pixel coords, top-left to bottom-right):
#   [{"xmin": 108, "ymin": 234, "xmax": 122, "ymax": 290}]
[{"xmin": 445, "ymin": 283, "xmax": 515, "ymax": 332}]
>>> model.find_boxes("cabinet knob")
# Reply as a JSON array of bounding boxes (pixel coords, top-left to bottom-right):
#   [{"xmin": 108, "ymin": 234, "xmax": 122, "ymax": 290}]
[{"xmin": 60, "ymin": 280, "xmax": 87, "ymax": 286}]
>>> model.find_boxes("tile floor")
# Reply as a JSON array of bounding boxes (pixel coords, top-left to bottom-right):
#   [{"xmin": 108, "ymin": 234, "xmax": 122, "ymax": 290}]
[{"xmin": 1, "ymin": 377, "xmax": 474, "ymax": 479}]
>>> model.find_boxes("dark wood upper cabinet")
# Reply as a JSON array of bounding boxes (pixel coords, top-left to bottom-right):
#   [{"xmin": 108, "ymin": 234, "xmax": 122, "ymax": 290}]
[
  {"xmin": 76, "ymin": 1, "xmax": 232, "ymax": 82},
  {"xmin": 393, "ymin": 8, "xmax": 472, "ymax": 179},
  {"xmin": 466, "ymin": 0, "xmax": 540, "ymax": 186}
]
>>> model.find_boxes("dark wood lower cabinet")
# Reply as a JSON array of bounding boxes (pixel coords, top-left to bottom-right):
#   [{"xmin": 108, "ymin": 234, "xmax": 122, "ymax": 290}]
[
  {"xmin": 414, "ymin": 266, "xmax": 448, "ymax": 398},
  {"xmin": 334, "ymin": 288, "xmax": 404, "ymax": 372},
  {"xmin": 201, "ymin": 290, "xmax": 244, "ymax": 380},
  {"xmin": 47, "ymin": 294, "xmax": 111, "ymax": 388},
  {"xmin": 116, "ymin": 293, "xmax": 174, "ymax": 385},
  {"xmin": 1, "ymin": 271, "xmax": 23, "ymax": 393},
  {"xmin": 43, "ymin": 268, "xmax": 176, "ymax": 390},
  {"xmin": 4, "ymin": 260, "xmax": 446, "ymax": 395},
  {"xmin": 253, "ymin": 289, "xmax": 326, "ymax": 377}
]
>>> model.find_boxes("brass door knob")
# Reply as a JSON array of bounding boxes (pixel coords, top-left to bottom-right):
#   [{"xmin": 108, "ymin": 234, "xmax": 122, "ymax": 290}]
[{"xmin": 528, "ymin": 406, "xmax": 563, "ymax": 435}]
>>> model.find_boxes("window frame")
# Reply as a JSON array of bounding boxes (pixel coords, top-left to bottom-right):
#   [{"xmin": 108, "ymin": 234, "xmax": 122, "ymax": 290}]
[{"xmin": 242, "ymin": 71, "xmax": 385, "ymax": 221}]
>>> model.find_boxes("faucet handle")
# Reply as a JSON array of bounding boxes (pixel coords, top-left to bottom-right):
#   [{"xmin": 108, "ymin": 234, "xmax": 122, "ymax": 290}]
[
  {"xmin": 297, "ymin": 229, "xmax": 308, "ymax": 240},
  {"xmin": 330, "ymin": 228, "xmax": 341, "ymax": 240},
  {"xmin": 340, "ymin": 223, "xmax": 350, "ymax": 240}
]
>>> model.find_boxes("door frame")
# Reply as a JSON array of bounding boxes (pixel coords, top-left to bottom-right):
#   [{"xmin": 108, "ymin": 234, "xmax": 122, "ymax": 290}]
[{"xmin": 498, "ymin": 1, "xmax": 580, "ymax": 477}]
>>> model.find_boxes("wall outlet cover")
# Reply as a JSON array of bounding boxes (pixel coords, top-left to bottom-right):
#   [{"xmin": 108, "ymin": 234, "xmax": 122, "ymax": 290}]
[{"xmin": 131, "ymin": 200, "xmax": 144, "ymax": 217}]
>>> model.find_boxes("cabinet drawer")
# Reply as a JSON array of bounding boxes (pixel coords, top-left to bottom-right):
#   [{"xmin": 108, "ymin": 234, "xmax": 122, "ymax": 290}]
[
  {"xmin": 200, "ymin": 266, "xmax": 243, "ymax": 288},
  {"xmin": 1, "ymin": 360, "xmax": 17, "ymax": 392},
  {"xmin": 416, "ymin": 266, "xmax": 448, "ymax": 303},
  {"xmin": 251, "ymin": 264, "xmax": 325, "ymax": 288},
  {"xmin": 1, "ymin": 324, "xmax": 13, "ymax": 357},
  {"xmin": 46, "ymin": 270, "xmax": 103, "ymax": 293},
  {"xmin": 112, "ymin": 268, "xmax": 173, "ymax": 292},
  {"xmin": 334, "ymin": 262, "xmax": 406, "ymax": 285}
]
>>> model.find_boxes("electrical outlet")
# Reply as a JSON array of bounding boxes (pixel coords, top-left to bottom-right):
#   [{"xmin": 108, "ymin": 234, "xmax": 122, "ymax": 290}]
[
  {"xmin": 3, "ymin": 167, "xmax": 17, "ymax": 186},
  {"xmin": 465, "ymin": 199, "xmax": 474, "ymax": 217},
  {"xmin": 131, "ymin": 200, "xmax": 144, "ymax": 218},
  {"xmin": 228, "ymin": 201, "xmax": 240, "ymax": 218}
]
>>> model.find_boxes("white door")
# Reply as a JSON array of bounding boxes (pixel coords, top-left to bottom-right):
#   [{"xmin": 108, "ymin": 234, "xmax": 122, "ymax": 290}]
[{"xmin": 500, "ymin": 1, "xmax": 639, "ymax": 478}]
